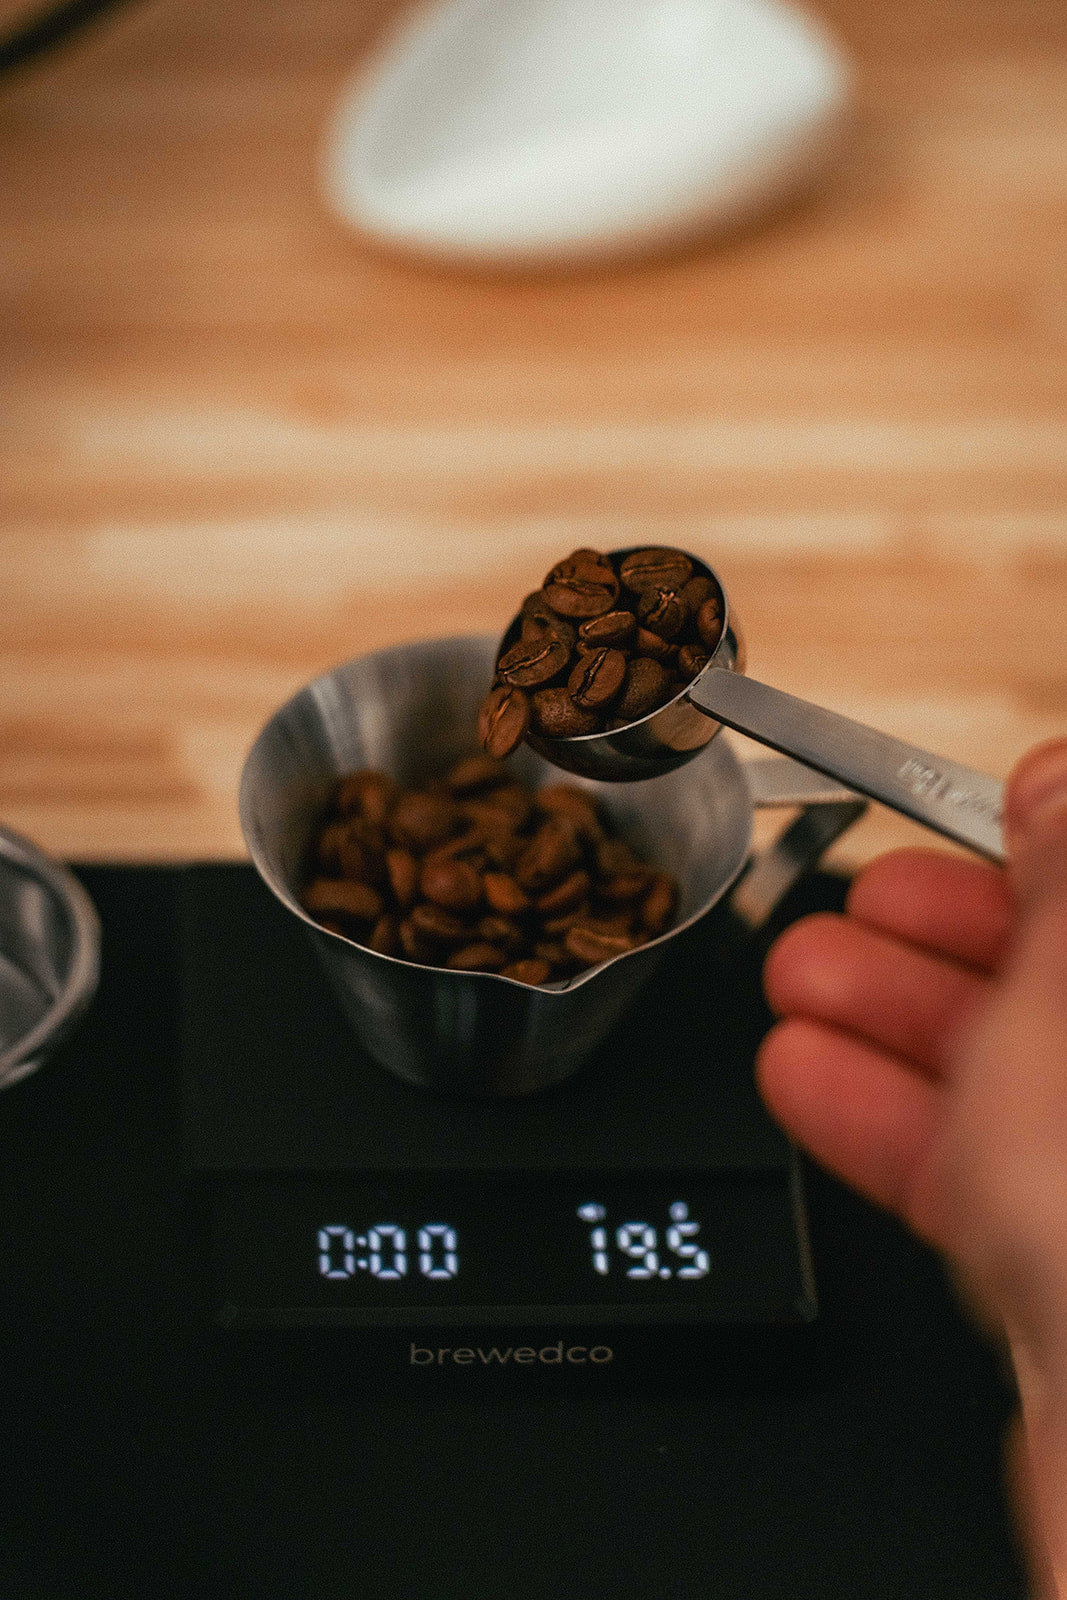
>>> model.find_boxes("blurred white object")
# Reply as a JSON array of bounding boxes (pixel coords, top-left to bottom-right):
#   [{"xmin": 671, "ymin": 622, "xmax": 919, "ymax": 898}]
[{"xmin": 320, "ymin": 0, "xmax": 851, "ymax": 269}]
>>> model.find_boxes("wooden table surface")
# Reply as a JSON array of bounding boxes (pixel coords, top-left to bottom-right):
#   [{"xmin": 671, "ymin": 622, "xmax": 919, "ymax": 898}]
[{"xmin": 2, "ymin": 0, "xmax": 1065, "ymax": 868}]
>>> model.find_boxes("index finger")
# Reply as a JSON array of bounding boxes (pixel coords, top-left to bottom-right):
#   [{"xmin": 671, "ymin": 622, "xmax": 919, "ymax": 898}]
[{"xmin": 846, "ymin": 849, "xmax": 1012, "ymax": 975}]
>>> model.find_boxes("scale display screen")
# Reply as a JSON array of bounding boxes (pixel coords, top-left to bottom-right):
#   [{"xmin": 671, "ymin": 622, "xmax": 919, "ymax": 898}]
[{"xmin": 207, "ymin": 1170, "xmax": 814, "ymax": 1328}]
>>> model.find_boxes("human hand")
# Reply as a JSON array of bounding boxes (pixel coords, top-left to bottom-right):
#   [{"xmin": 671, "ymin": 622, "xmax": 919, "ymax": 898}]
[{"xmin": 756, "ymin": 738, "xmax": 1067, "ymax": 1596}]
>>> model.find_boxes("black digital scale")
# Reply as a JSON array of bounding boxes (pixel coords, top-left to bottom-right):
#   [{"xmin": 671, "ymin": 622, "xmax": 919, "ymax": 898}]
[
  {"xmin": 0, "ymin": 863, "xmax": 1026, "ymax": 1597},
  {"xmin": 181, "ymin": 863, "xmax": 816, "ymax": 1371}
]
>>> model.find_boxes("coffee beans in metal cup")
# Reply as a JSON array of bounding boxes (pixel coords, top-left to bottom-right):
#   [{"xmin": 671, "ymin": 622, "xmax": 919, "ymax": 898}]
[
  {"xmin": 478, "ymin": 547, "xmax": 724, "ymax": 759},
  {"xmin": 301, "ymin": 756, "xmax": 677, "ymax": 986}
]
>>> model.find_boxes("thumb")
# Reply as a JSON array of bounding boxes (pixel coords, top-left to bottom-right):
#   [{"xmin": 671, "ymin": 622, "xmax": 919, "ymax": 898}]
[
  {"xmin": 1005, "ymin": 738, "xmax": 1067, "ymax": 912},
  {"xmin": 992, "ymin": 738, "xmax": 1067, "ymax": 1593},
  {"xmin": 945, "ymin": 739, "xmax": 1067, "ymax": 1323}
]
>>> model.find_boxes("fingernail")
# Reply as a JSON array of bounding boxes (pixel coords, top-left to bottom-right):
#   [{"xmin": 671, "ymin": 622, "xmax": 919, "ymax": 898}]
[{"xmin": 1005, "ymin": 739, "xmax": 1067, "ymax": 855}]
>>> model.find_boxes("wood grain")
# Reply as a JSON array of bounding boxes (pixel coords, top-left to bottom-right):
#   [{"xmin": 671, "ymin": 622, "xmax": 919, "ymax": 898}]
[{"xmin": 1, "ymin": 0, "xmax": 1065, "ymax": 867}]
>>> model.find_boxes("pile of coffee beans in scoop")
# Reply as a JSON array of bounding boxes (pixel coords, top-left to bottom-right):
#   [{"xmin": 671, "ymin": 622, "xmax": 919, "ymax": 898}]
[
  {"xmin": 478, "ymin": 546, "xmax": 723, "ymax": 759},
  {"xmin": 300, "ymin": 755, "xmax": 677, "ymax": 985}
]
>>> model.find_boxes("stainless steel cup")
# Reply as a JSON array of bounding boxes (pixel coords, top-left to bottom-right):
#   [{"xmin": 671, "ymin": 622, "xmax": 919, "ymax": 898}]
[{"xmin": 239, "ymin": 634, "xmax": 865, "ymax": 1096}]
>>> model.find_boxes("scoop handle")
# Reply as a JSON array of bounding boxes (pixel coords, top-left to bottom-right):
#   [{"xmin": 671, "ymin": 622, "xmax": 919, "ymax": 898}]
[{"xmin": 689, "ymin": 668, "xmax": 1005, "ymax": 862}]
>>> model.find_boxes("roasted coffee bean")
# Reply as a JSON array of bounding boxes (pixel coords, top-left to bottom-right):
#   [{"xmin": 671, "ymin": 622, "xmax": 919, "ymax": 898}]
[
  {"xmin": 474, "ymin": 781, "xmax": 534, "ymax": 828},
  {"xmin": 520, "ymin": 593, "xmax": 577, "ymax": 647},
  {"xmin": 536, "ymin": 868, "xmax": 591, "ymax": 916},
  {"xmin": 636, "ymin": 587, "xmax": 686, "ymax": 640},
  {"xmin": 478, "ymin": 683, "xmax": 530, "ymax": 759},
  {"xmin": 680, "ymin": 574, "xmax": 716, "ymax": 616},
  {"xmin": 515, "ymin": 818, "xmax": 582, "ymax": 892},
  {"xmin": 677, "ymin": 644, "xmax": 711, "ymax": 678},
  {"xmin": 452, "ymin": 829, "xmax": 507, "ymax": 875},
  {"xmin": 410, "ymin": 902, "xmax": 470, "ymax": 944},
  {"xmin": 599, "ymin": 866, "xmax": 654, "ymax": 903},
  {"xmin": 461, "ymin": 799, "xmax": 513, "ymax": 837},
  {"xmin": 619, "ymin": 547, "xmax": 693, "ymax": 593},
  {"xmin": 316, "ymin": 820, "xmax": 349, "ymax": 872},
  {"xmin": 530, "ymin": 688, "xmax": 600, "ymax": 738},
  {"xmin": 304, "ymin": 877, "xmax": 384, "ymax": 924},
  {"xmin": 336, "ymin": 829, "xmax": 385, "ymax": 885},
  {"xmin": 336, "ymin": 769, "xmax": 394, "ymax": 823},
  {"xmin": 696, "ymin": 595, "xmax": 724, "ymax": 648},
  {"xmin": 640, "ymin": 873, "xmax": 677, "ymax": 934},
  {"xmin": 398, "ymin": 917, "xmax": 435, "ymax": 962},
  {"xmin": 419, "ymin": 856, "xmax": 484, "ymax": 913},
  {"xmin": 542, "ymin": 550, "xmax": 619, "ymax": 618},
  {"xmin": 541, "ymin": 905, "xmax": 590, "ymax": 936},
  {"xmin": 305, "ymin": 760, "xmax": 679, "ymax": 984},
  {"xmin": 483, "ymin": 871, "xmax": 531, "ymax": 914},
  {"xmin": 345, "ymin": 812, "xmax": 388, "ymax": 852},
  {"xmin": 423, "ymin": 825, "xmax": 486, "ymax": 866},
  {"xmin": 564, "ymin": 923, "xmax": 637, "ymax": 964},
  {"xmin": 446, "ymin": 754, "xmax": 510, "ymax": 794},
  {"xmin": 594, "ymin": 907, "xmax": 638, "ymax": 934},
  {"xmin": 481, "ymin": 828, "xmax": 526, "ymax": 871},
  {"xmin": 597, "ymin": 838, "xmax": 645, "ymax": 876},
  {"xmin": 633, "ymin": 626, "xmax": 674, "ymax": 662},
  {"xmin": 388, "ymin": 791, "xmax": 459, "ymax": 851},
  {"xmin": 543, "ymin": 579, "xmax": 618, "ymax": 620},
  {"xmin": 325, "ymin": 821, "xmax": 378, "ymax": 883},
  {"xmin": 497, "ymin": 633, "xmax": 572, "ymax": 688},
  {"xmin": 534, "ymin": 784, "xmax": 606, "ymax": 841},
  {"xmin": 567, "ymin": 647, "xmax": 626, "ymax": 710},
  {"xmin": 615, "ymin": 657, "xmax": 672, "ymax": 720},
  {"xmin": 577, "ymin": 610, "xmax": 636, "ymax": 648},
  {"xmin": 385, "ymin": 847, "xmax": 419, "ymax": 908},
  {"xmin": 534, "ymin": 939, "xmax": 579, "ymax": 972},
  {"xmin": 476, "ymin": 915, "xmax": 524, "ymax": 954},
  {"xmin": 447, "ymin": 942, "xmax": 507, "ymax": 972},
  {"xmin": 368, "ymin": 913, "xmax": 401, "ymax": 956},
  {"xmin": 500, "ymin": 957, "xmax": 552, "ymax": 986}
]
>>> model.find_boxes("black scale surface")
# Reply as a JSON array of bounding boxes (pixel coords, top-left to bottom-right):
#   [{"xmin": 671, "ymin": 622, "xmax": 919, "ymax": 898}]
[{"xmin": 0, "ymin": 864, "xmax": 1026, "ymax": 1599}]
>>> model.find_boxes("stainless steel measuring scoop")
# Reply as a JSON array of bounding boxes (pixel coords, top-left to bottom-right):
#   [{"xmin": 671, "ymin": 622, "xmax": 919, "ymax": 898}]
[{"xmin": 511, "ymin": 549, "xmax": 1005, "ymax": 862}]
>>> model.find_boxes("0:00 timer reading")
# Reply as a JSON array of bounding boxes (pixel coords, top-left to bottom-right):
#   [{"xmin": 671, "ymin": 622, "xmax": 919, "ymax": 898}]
[{"xmin": 317, "ymin": 1201, "xmax": 710, "ymax": 1283}]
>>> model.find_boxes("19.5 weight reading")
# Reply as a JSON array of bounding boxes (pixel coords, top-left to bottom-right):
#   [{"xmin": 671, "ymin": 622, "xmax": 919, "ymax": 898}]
[{"xmin": 316, "ymin": 1201, "xmax": 710, "ymax": 1285}]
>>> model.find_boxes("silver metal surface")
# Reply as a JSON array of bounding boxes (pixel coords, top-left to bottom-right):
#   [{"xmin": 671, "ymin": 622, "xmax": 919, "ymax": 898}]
[
  {"xmin": 517, "ymin": 549, "xmax": 1006, "ymax": 861},
  {"xmin": 690, "ymin": 668, "xmax": 1004, "ymax": 861},
  {"xmin": 731, "ymin": 796, "xmax": 867, "ymax": 931},
  {"xmin": 240, "ymin": 633, "xmax": 863, "ymax": 1097},
  {"xmin": 742, "ymin": 755, "xmax": 858, "ymax": 808},
  {"xmin": 0, "ymin": 827, "xmax": 101, "ymax": 1091}
]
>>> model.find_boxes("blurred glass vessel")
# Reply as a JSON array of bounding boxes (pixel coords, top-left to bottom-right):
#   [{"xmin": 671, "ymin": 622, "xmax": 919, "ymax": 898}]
[{"xmin": 0, "ymin": 827, "xmax": 100, "ymax": 1091}]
